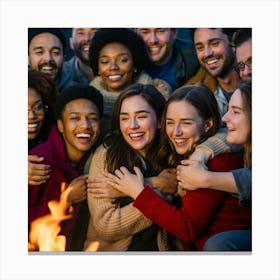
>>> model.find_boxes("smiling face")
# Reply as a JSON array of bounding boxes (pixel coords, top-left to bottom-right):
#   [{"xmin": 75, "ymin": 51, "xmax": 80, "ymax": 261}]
[
  {"xmin": 57, "ymin": 98, "xmax": 100, "ymax": 163},
  {"xmin": 98, "ymin": 42, "xmax": 134, "ymax": 92},
  {"xmin": 222, "ymin": 89, "xmax": 250, "ymax": 145},
  {"xmin": 137, "ymin": 28, "xmax": 177, "ymax": 65},
  {"xmin": 194, "ymin": 28, "xmax": 235, "ymax": 78},
  {"xmin": 119, "ymin": 95, "xmax": 159, "ymax": 157},
  {"xmin": 165, "ymin": 100, "xmax": 210, "ymax": 155},
  {"xmin": 28, "ymin": 87, "xmax": 45, "ymax": 140},
  {"xmin": 70, "ymin": 28, "xmax": 97, "ymax": 64},
  {"xmin": 28, "ymin": 32, "xmax": 64, "ymax": 81}
]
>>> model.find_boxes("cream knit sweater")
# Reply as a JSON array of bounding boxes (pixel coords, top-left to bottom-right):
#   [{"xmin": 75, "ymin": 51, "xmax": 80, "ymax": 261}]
[{"xmin": 84, "ymin": 145, "xmax": 170, "ymax": 251}]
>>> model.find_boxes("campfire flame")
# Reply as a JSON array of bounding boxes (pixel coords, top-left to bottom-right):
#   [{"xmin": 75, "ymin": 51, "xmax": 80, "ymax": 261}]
[{"xmin": 28, "ymin": 182, "xmax": 99, "ymax": 252}]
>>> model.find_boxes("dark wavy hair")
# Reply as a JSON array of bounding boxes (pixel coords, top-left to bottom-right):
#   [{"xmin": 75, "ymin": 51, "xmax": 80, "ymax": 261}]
[
  {"xmin": 104, "ymin": 83, "xmax": 166, "ymax": 176},
  {"xmin": 89, "ymin": 28, "xmax": 150, "ymax": 76},
  {"xmin": 232, "ymin": 28, "xmax": 252, "ymax": 48},
  {"xmin": 155, "ymin": 83, "xmax": 221, "ymax": 169}
]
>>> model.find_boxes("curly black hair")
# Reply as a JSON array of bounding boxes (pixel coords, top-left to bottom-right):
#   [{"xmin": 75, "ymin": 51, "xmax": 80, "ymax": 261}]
[{"xmin": 89, "ymin": 28, "xmax": 150, "ymax": 76}]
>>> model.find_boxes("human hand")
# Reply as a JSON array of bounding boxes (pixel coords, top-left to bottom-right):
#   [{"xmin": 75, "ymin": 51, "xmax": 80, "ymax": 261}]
[
  {"xmin": 149, "ymin": 168, "xmax": 177, "ymax": 195},
  {"xmin": 188, "ymin": 148, "xmax": 211, "ymax": 169},
  {"xmin": 176, "ymin": 160, "xmax": 209, "ymax": 191},
  {"xmin": 28, "ymin": 155, "xmax": 51, "ymax": 186},
  {"xmin": 66, "ymin": 175, "xmax": 88, "ymax": 206},
  {"xmin": 105, "ymin": 166, "xmax": 144, "ymax": 199},
  {"xmin": 87, "ymin": 176, "xmax": 125, "ymax": 199}
]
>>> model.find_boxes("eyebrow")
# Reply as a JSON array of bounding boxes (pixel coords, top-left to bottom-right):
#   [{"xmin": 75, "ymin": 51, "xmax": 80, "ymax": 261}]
[
  {"xmin": 120, "ymin": 110, "xmax": 151, "ymax": 115},
  {"xmin": 69, "ymin": 112, "xmax": 99, "ymax": 116},
  {"xmin": 195, "ymin": 37, "xmax": 221, "ymax": 46},
  {"xmin": 99, "ymin": 52, "xmax": 130, "ymax": 57},
  {"xmin": 230, "ymin": 105, "xmax": 243, "ymax": 111},
  {"xmin": 33, "ymin": 46, "xmax": 62, "ymax": 51},
  {"xmin": 166, "ymin": 117, "xmax": 195, "ymax": 121}
]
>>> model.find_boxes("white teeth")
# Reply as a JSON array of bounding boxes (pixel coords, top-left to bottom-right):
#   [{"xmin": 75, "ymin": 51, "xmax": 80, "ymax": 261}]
[
  {"xmin": 28, "ymin": 123, "xmax": 38, "ymax": 128},
  {"xmin": 207, "ymin": 59, "xmax": 218, "ymax": 65},
  {"xmin": 175, "ymin": 139, "xmax": 186, "ymax": 144},
  {"xmin": 83, "ymin": 46, "xmax": 89, "ymax": 51},
  {"xmin": 42, "ymin": 66, "xmax": 53, "ymax": 70},
  {"xmin": 108, "ymin": 75, "xmax": 122, "ymax": 81},
  {"xmin": 130, "ymin": 133, "xmax": 144, "ymax": 138},
  {"xmin": 76, "ymin": 133, "xmax": 91, "ymax": 138}
]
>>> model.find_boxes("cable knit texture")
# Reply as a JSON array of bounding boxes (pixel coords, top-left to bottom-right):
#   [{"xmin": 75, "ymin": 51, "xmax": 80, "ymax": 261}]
[{"xmin": 84, "ymin": 145, "xmax": 170, "ymax": 251}]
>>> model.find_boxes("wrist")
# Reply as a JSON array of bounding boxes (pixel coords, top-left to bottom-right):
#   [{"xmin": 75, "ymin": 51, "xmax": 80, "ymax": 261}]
[
  {"xmin": 130, "ymin": 185, "xmax": 144, "ymax": 200},
  {"xmin": 190, "ymin": 147, "xmax": 212, "ymax": 162}
]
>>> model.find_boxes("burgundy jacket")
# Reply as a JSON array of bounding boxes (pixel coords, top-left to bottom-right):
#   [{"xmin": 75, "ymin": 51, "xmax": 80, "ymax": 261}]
[
  {"xmin": 133, "ymin": 152, "xmax": 251, "ymax": 250},
  {"xmin": 28, "ymin": 125, "xmax": 90, "ymax": 250}
]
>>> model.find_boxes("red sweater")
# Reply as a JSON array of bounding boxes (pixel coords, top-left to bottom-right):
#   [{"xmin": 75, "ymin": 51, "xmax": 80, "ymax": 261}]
[
  {"xmin": 133, "ymin": 152, "xmax": 251, "ymax": 250},
  {"xmin": 28, "ymin": 126, "xmax": 90, "ymax": 250}
]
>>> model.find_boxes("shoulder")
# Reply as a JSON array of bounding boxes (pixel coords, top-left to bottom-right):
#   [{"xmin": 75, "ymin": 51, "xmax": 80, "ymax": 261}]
[
  {"xmin": 63, "ymin": 56, "xmax": 76, "ymax": 72},
  {"xmin": 91, "ymin": 144, "xmax": 107, "ymax": 168},
  {"xmin": 207, "ymin": 152, "xmax": 244, "ymax": 172}
]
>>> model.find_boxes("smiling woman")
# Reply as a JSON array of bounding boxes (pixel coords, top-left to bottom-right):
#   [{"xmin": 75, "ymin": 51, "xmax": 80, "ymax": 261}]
[
  {"xmin": 28, "ymin": 70, "xmax": 57, "ymax": 150},
  {"xmin": 105, "ymin": 83, "xmax": 251, "ymax": 251},
  {"xmin": 88, "ymin": 28, "xmax": 172, "ymax": 141},
  {"xmin": 84, "ymin": 83, "xmax": 179, "ymax": 251}
]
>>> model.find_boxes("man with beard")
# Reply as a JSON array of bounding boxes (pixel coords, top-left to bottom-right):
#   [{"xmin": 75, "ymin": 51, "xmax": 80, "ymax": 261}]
[
  {"xmin": 63, "ymin": 28, "xmax": 97, "ymax": 85},
  {"xmin": 28, "ymin": 28, "xmax": 78, "ymax": 93},
  {"xmin": 136, "ymin": 28, "xmax": 200, "ymax": 90},
  {"xmin": 187, "ymin": 28, "xmax": 239, "ymax": 119}
]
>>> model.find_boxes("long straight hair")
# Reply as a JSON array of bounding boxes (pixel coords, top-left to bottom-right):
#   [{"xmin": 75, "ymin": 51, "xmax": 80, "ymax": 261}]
[
  {"xmin": 155, "ymin": 83, "xmax": 221, "ymax": 169},
  {"xmin": 104, "ymin": 83, "xmax": 166, "ymax": 176}
]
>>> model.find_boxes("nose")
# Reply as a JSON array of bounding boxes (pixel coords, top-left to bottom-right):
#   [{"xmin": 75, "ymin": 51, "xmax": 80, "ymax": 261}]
[
  {"xmin": 204, "ymin": 45, "xmax": 213, "ymax": 57},
  {"xmin": 82, "ymin": 32, "xmax": 92, "ymax": 42},
  {"xmin": 174, "ymin": 123, "xmax": 183, "ymax": 136},
  {"xmin": 42, "ymin": 51, "xmax": 53, "ymax": 62},
  {"xmin": 149, "ymin": 32, "xmax": 159, "ymax": 44},
  {"xmin": 110, "ymin": 60, "xmax": 119, "ymax": 70},
  {"xmin": 80, "ymin": 117, "xmax": 91, "ymax": 128},
  {"xmin": 242, "ymin": 65, "xmax": 252, "ymax": 78},
  {"xmin": 129, "ymin": 117, "xmax": 139, "ymax": 129},
  {"xmin": 28, "ymin": 109, "xmax": 35, "ymax": 118},
  {"xmin": 222, "ymin": 111, "xmax": 229, "ymax": 124}
]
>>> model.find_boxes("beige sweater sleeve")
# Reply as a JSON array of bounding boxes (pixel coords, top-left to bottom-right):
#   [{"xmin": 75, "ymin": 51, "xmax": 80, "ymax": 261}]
[
  {"xmin": 87, "ymin": 145, "xmax": 153, "ymax": 241},
  {"xmin": 196, "ymin": 128, "xmax": 241, "ymax": 159}
]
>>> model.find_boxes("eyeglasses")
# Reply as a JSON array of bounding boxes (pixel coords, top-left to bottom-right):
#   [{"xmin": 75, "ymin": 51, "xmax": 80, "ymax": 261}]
[
  {"xmin": 28, "ymin": 103, "xmax": 48, "ymax": 115},
  {"xmin": 235, "ymin": 58, "xmax": 252, "ymax": 72}
]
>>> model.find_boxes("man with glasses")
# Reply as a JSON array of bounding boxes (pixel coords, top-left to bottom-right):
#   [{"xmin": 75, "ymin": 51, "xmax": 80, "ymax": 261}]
[{"xmin": 232, "ymin": 28, "xmax": 252, "ymax": 80}]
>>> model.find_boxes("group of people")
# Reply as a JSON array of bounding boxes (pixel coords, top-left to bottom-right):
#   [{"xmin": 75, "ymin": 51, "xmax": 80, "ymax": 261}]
[{"xmin": 28, "ymin": 27, "xmax": 252, "ymax": 251}]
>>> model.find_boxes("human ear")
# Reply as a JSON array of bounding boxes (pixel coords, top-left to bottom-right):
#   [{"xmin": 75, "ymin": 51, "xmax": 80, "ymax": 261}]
[
  {"xmin": 204, "ymin": 118, "xmax": 214, "ymax": 132},
  {"xmin": 57, "ymin": 119, "xmax": 64, "ymax": 133},
  {"xmin": 69, "ymin": 37, "xmax": 74, "ymax": 50}
]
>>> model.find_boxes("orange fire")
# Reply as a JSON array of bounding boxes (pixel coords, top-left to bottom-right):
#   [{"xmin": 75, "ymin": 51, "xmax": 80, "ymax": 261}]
[{"xmin": 28, "ymin": 182, "xmax": 99, "ymax": 252}]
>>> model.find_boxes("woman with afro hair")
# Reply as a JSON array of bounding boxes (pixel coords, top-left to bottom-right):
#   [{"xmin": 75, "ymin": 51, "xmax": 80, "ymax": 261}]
[{"xmin": 89, "ymin": 28, "xmax": 172, "ymax": 140}]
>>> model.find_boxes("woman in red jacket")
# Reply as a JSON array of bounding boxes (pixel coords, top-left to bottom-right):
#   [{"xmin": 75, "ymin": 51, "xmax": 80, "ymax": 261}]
[{"xmin": 105, "ymin": 83, "xmax": 251, "ymax": 251}]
